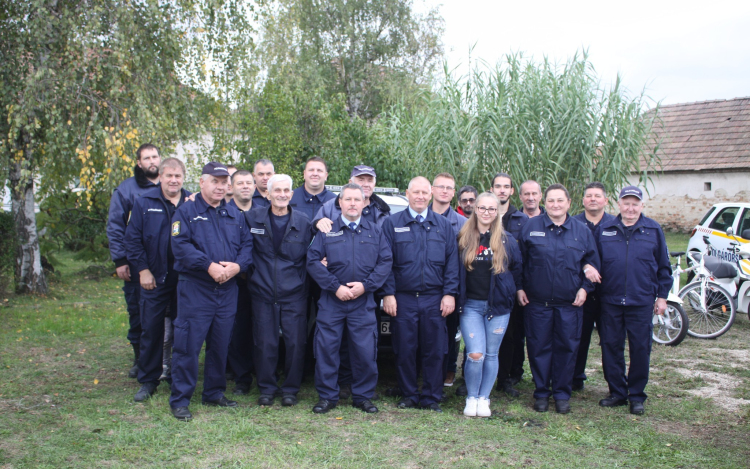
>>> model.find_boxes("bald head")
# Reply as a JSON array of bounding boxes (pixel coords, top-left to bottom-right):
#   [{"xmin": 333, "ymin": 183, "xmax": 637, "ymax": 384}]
[
  {"xmin": 408, "ymin": 176, "xmax": 431, "ymax": 190},
  {"xmin": 406, "ymin": 176, "xmax": 432, "ymax": 213}
]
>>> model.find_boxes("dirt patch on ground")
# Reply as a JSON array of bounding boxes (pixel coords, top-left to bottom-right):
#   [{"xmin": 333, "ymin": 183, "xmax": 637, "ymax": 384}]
[{"xmin": 674, "ymin": 368, "xmax": 750, "ymax": 412}]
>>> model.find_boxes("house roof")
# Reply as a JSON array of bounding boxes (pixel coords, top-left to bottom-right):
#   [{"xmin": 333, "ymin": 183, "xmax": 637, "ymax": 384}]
[{"xmin": 644, "ymin": 97, "xmax": 750, "ymax": 172}]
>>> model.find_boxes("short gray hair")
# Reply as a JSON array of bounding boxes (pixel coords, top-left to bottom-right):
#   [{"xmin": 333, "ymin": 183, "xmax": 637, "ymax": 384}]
[
  {"xmin": 254, "ymin": 159, "xmax": 274, "ymax": 172},
  {"xmin": 339, "ymin": 183, "xmax": 364, "ymax": 199},
  {"xmin": 267, "ymin": 174, "xmax": 293, "ymax": 193},
  {"xmin": 158, "ymin": 157, "xmax": 185, "ymax": 176}
]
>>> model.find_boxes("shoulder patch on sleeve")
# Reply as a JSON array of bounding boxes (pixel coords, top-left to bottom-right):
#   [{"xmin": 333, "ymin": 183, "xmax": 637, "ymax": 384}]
[{"xmin": 172, "ymin": 221, "xmax": 181, "ymax": 236}]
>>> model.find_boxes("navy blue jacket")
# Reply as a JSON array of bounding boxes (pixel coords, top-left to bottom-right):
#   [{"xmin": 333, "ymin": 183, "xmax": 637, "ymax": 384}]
[
  {"xmin": 252, "ymin": 188, "xmax": 270, "ymax": 209},
  {"xmin": 314, "ymin": 193, "xmax": 391, "ymax": 229},
  {"xmin": 519, "ymin": 213, "xmax": 600, "ymax": 305},
  {"xmin": 382, "ymin": 208, "xmax": 460, "ymax": 296},
  {"xmin": 457, "ymin": 233, "xmax": 523, "ymax": 316},
  {"xmin": 573, "ymin": 211, "xmax": 616, "ymax": 235},
  {"xmin": 171, "ymin": 193, "xmax": 253, "ymax": 288},
  {"xmin": 307, "ymin": 217, "xmax": 393, "ymax": 299},
  {"xmin": 107, "ymin": 165, "xmax": 157, "ymax": 267},
  {"xmin": 430, "ymin": 204, "xmax": 467, "ymax": 237},
  {"xmin": 290, "ymin": 186, "xmax": 336, "ymax": 221},
  {"xmin": 125, "ymin": 186, "xmax": 191, "ymax": 284},
  {"xmin": 502, "ymin": 204, "xmax": 529, "ymax": 240},
  {"xmin": 596, "ymin": 214, "xmax": 672, "ymax": 306},
  {"xmin": 244, "ymin": 205, "xmax": 313, "ymax": 303}
]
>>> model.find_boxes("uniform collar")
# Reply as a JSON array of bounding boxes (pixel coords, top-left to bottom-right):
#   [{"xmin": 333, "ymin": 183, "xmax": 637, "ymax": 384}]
[
  {"xmin": 340, "ymin": 214, "xmax": 361, "ymax": 230},
  {"xmin": 541, "ymin": 212, "xmax": 573, "ymax": 229},
  {"xmin": 408, "ymin": 206, "xmax": 430, "ymax": 221},
  {"xmin": 302, "ymin": 186, "xmax": 329, "ymax": 201},
  {"xmin": 195, "ymin": 192, "xmax": 230, "ymax": 215}
]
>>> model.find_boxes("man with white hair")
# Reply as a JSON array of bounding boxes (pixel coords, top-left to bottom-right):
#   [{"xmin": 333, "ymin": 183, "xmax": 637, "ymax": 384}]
[
  {"xmin": 168, "ymin": 162, "xmax": 254, "ymax": 421},
  {"xmin": 244, "ymin": 174, "xmax": 314, "ymax": 407}
]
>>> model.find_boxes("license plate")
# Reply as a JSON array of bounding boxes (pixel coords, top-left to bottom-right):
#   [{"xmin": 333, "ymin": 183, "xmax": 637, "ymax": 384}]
[{"xmin": 380, "ymin": 320, "xmax": 391, "ymax": 335}]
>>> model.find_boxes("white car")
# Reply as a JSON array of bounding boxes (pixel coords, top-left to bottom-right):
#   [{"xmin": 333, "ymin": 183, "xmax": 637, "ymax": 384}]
[{"xmin": 687, "ymin": 203, "xmax": 750, "ymax": 264}]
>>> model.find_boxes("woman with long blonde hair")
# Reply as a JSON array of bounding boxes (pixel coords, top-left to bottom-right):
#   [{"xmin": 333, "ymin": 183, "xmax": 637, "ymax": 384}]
[{"xmin": 456, "ymin": 192, "xmax": 523, "ymax": 417}]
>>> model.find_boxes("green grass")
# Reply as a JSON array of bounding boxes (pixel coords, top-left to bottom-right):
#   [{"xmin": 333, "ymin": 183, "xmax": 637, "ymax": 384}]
[{"xmin": 1, "ymin": 251, "xmax": 749, "ymax": 468}]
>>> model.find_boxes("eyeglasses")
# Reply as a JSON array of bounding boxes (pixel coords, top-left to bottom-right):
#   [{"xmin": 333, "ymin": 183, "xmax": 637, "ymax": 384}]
[
  {"xmin": 460, "ymin": 198, "xmax": 476, "ymax": 203},
  {"xmin": 433, "ymin": 185, "xmax": 455, "ymax": 192},
  {"xmin": 476, "ymin": 206, "xmax": 497, "ymax": 214}
]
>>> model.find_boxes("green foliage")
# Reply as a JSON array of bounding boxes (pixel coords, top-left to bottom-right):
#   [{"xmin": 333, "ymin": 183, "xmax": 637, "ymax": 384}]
[
  {"xmin": 379, "ymin": 52, "xmax": 662, "ymax": 211},
  {"xmin": 0, "ymin": 210, "xmax": 16, "ymax": 294}
]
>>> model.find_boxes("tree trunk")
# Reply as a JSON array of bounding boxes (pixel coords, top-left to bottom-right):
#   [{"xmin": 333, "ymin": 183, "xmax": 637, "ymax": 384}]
[{"xmin": 8, "ymin": 133, "xmax": 48, "ymax": 294}]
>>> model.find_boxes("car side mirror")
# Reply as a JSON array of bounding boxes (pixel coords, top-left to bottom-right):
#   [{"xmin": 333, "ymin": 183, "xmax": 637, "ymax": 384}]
[
  {"xmin": 743, "ymin": 229, "xmax": 750, "ymax": 240},
  {"xmin": 726, "ymin": 227, "xmax": 734, "ymax": 236},
  {"xmin": 703, "ymin": 235, "xmax": 710, "ymax": 245}
]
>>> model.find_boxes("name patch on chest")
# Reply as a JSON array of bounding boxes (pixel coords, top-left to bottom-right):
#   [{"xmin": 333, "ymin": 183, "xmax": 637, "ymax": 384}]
[
  {"xmin": 602, "ymin": 231, "xmax": 617, "ymax": 236},
  {"xmin": 394, "ymin": 227, "xmax": 410, "ymax": 233},
  {"xmin": 250, "ymin": 228, "xmax": 265, "ymax": 235},
  {"xmin": 326, "ymin": 231, "xmax": 344, "ymax": 237},
  {"xmin": 529, "ymin": 231, "xmax": 546, "ymax": 237},
  {"xmin": 192, "ymin": 216, "xmax": 208, "ymax": 222},
  {"xmin": 148, "ymin": 208, "xmax": 163, "ymax": 212}
]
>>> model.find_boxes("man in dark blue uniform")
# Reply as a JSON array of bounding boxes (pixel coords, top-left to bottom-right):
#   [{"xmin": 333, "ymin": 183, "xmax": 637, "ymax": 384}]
[
  {"xmin": 307, "ymin": 183, "xmax": 393, "ymax": 414},
  {"xmin": 290, "ymin": 157, "xmax": 336, "ymax": 220},
  {"xmin": 571, "ymin": 182, "xmax": 616, "ymax": 392},
  {"xmin": 226, "ymin": 169, "xmax": 256, "ymax": 395},
  {"xmin": 245, "ymin": 174, "xmax": 313, "ymax": 407},
  {"xmin": 596, "ymin": 186, "xmax": 671, "ymax": 415},
  {"xmin": 382, "ymin": 176, "xmax": 459, "ymax": 412},
  {"xmin": 519, "ymin": 180, "xmax": 545, "ymax": 218},
  {"xmin": 125, "ymin": 158, "xmax": 190, "ymax": 402},
  {"xmin": 517, "ymin": 184, "xmax": 599, "ymax": 414},
  {"xmin": 168, "ymin": 162, "xmax": 253, "ymax": 421},
  {"xmin": 428, "ymin": 173, "xmax": 465, "ymax": 390},
  {"xmin": 107, "ymin": 143, "xmax": 161, "ymax": 377},
  {"xmin": 252, "ymin": 159, "xmax": 274, "ymax": 208},
  {"xmin": 491, "ymin": 172, "xmax": 530, "ymax": 398}
]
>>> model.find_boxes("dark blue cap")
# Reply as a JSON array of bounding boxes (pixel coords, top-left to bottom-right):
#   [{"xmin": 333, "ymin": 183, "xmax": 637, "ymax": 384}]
[
  {"xmin": 619, "ymin": 185, "xmax": 643, "ymax": 200},
  {"xmin": 351, "ymin": 164, "xmax": 376, "ymax": 178},
  {"xmin": 202, "ymin": 162, "xmax": 230, "ymax": 177}
]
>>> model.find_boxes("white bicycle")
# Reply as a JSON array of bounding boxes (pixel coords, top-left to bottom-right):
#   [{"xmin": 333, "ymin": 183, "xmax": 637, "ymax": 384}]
[{"xmin": 653, "ymin": 251, "xmax": 690, "ymax": 346}]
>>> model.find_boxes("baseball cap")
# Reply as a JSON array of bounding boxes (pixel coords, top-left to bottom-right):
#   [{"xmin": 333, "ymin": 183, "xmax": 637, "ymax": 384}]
[
  {"xmin": 202, "ymin": 162, "xmax": 230, "ymax": 177},
  {"xmin": 351, "ymin": 165, "xmax": 376, "ymax": 178},
  {"xmin": 619, "ymin": 185, "xmax": 643, "ymax": 200}
]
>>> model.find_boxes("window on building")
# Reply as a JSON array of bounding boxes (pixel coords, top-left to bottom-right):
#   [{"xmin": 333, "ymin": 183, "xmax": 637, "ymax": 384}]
[{"xmin": 704, "ymin": 182, "xmax": 712, "ymax": 191}]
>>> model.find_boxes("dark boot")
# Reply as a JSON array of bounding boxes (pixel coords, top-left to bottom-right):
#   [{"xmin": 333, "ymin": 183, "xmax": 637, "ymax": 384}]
[{"xmin": 129, "ymin": 343, "xmax": 140, "ymax": 379}]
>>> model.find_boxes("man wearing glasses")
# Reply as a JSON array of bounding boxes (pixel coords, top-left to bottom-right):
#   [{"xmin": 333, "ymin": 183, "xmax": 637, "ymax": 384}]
[
  {"xmin": 429, "ymin": 173, "xmax": 466, "ymax": 389},
  {"xmin": 457, "ymin": 186, "xmax": 478, "ymax": 218}
]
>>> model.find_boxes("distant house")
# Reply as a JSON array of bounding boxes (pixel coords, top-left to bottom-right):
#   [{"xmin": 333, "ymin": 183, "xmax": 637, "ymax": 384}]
[{"xmin": 628, "ymin": 97, "xmax": 750, "ymax": 231}]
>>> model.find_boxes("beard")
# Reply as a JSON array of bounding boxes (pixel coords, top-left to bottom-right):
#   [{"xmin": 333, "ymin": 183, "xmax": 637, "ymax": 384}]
[{"xmin": 144, "ymin": 165, "xmax": 159, "ymax": 178}]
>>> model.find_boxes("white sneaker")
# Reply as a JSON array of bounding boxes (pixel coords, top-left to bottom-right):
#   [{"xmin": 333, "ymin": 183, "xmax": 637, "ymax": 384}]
[
  {"xmin": 477, "ymin": 397, "xmax": 491, "ymax": 417},
  {"xmin": 463, "ymin": 397, "xmax": 478, "ymax": 417}
]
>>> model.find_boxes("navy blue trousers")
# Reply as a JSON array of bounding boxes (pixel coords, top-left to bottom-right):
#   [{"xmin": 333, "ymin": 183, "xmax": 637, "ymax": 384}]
[
  {"xmin": 524, "ymin": 302, "xmax": 582, "ymax": 401},
  {"xmin": 252, "ymin": 298, "xmax": 307, "ymax": 396},
  {"xmin": 392, "ymin": 293, "xmax": 446, "ymax": 406},
  {"xmin": 137, "ymin": 272, "xmax": 178, "ymax": 386},
  {"xmin": 169, "ymin": 278, "xmax": 237, "ymax": 408},
  {"xmin": 314, "ymin": 294, "xmax": 378, "ymax": 405},
  {"xmin": 497, "ymin": 302, "xmax": 526, "ymax": 383},
  {"xmin": 600, "ymin": 303, "xmax": 653, "ymax": 402},
  {"xmin": 573, "ymin": 296, "xmax": 603, "ymax": 387},
  {"xmin": 227, "ymin": 277, "xmax": 254, "ymax": 385},
  {"xmin": 122, "ymin": 275, "xmax": 141, "ymax": 345}
]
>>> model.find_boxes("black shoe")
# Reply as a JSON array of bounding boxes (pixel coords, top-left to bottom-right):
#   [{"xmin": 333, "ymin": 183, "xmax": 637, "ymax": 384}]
[
  {"xmin": 234, "ymin": 382, "xmax": 251, "ymax": 395},
  {"xmin": 509, "ymin": 375, "xmax": 522, "ymax": 386},
  {"xmin": 502, "ymin": 380, "xmax": 520, "ymax": 398},
  {"xmin": 371, "ymin": 392, "xmax": 381, "ymax": 401},
  {"xmin": 159, "ymin": 365, "xmax": 171, "ymax": 381},
  {"xmin": 385, "ymin": 386, "xmax": 404, "ymax": 397},
  {"xmin": 555, "ymin": 399, "xmax": 571, "ymax": 414},
  {"xmin": 312, "ymin": 399, "xmax": 337, "ymax": 414},
  {"xmin": 421, "ymin": 402, "xmax": 443, "ymax": 413},
  {"xmin": 572, "ymin": 381, "xmax": 585, "ymax": 392},
  {"xmin": 397, "ymin": 398, "xmax": 419, "ymax": 409},
  {"xmin": 202, "ymin": 396, "xmax": 238, "ymax": 407},
  {"xmin": 171, "ymin": 406, "xmax": 192, "ymax": 421},
  {"xmin": 128, "ymin": 362, "xmax": 139, "ymax": 379},
  {"xmin": 338, "ymin": 384, "xmax": 352, "ymax": 400},
  {"xmin": 455, "ymin": 382, "xmax": 468, "ymax": 397},
  {"xmin": 281, "ymin": 394, "xmax": 298, "ymax": 407},
  {"xmin": 258, "ymin": 394, "xmax": 275, "ymax": 406},
  {"xmin": 533, "ymin": 397, "xmax": 549, "ymax": 412},
  {"xmin": 226, "ymin": 370, "xmax": 236, "ymax": 381},
  {"xmin": 353, "ymin": 399, "xmax": 379, "ymax": 413},
  {"xmin": 599, "ymin": 395, "xmax": 628, "ymax": 407},
  {"xmin": 134, "ymin": 383, "xmax": 157, "ymax": 402},
  {"xmin": 629, "ymin": 401, "xmax": 645, "ymax": 415}
]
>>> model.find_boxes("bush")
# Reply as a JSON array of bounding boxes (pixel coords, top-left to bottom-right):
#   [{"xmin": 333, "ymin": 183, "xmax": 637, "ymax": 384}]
[{"xmin": 0, "ymin": 211, "xmax": 16, "ymax": 295}]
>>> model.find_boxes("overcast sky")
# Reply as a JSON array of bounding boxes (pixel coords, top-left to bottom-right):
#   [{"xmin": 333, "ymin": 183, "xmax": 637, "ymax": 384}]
[{"xmin": 419, "ymin": 0, "xmax": 750, "ymax": 106}]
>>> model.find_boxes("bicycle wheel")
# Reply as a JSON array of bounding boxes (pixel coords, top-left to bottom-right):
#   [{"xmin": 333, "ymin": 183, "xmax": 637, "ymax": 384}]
[
  {"xmin": 680, "ymin": 281, "xmax": 736, "ymax": 339},
  {"xmin": 652, "ymin": 302, "xmax": 689, "ymax": 346}
]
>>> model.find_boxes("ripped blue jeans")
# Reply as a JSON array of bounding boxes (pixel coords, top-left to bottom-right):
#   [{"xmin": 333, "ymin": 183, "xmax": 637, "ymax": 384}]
[{"xmin": 460, "ymin": 299, "xmax": 510, "ymax": 399}]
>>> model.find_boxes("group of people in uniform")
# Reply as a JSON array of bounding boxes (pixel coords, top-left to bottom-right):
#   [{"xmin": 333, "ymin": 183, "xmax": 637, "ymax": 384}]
[{"xmin": 107, "ymin": 143, "xmax": 672, "ymax": 421}]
